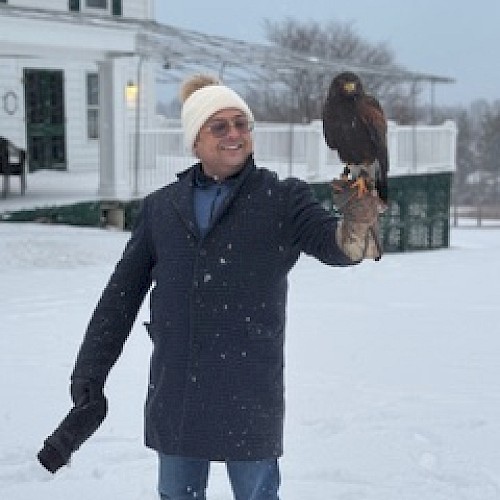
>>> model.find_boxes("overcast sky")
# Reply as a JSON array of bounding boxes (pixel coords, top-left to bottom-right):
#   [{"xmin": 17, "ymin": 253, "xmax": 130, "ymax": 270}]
[{"xmin": 154, "ymin": 0, "xmax": 499, "ymax": 108}]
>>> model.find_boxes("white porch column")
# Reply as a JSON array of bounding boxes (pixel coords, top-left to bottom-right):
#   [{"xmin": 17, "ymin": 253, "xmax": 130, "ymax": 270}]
[{"xmin": 97, "ymin": 56, "xmax": 136, "ymax": 199}]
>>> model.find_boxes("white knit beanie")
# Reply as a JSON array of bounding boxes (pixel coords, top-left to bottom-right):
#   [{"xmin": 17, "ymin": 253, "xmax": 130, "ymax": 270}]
[{"xmin": 180, "ymin": 75, "xmax": 254, "ymax": 151}]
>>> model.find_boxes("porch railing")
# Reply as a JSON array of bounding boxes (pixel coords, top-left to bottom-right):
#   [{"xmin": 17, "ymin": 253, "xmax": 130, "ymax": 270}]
[{"xmin": 129, "ymin": 119, "xmax": 457, "ymax": 196}]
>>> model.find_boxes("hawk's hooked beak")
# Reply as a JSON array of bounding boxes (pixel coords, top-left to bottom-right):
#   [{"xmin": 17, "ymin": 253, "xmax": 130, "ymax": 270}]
[{"xmin": 343, "ymin": 82, "xmax": 357, "ymax": 93}]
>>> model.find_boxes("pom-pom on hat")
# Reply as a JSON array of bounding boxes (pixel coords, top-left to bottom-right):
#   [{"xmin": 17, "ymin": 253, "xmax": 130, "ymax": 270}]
[{"xmin": 180, "ymin": 74, "xmax": 254, "ymax": 151}]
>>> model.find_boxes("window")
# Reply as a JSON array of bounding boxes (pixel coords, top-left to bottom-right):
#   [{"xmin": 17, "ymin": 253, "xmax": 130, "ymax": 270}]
[
  {"xmin": 86, "ymin": 73, "xmax": 99, "ymax": 140},
  {"xmin": 112, "ymin": 0, "xmax": 122, "ymax": 16},
  {"xmin": 70, "ymin": 0, "xmax": 121, "ymax": 16}
]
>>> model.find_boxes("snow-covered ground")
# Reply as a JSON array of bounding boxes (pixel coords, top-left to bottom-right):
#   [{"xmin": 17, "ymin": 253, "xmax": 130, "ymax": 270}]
[
  {"xmin": 1, "ymin": 221, "xmax": 500, "ymax": 500},
  {"xmin": 0, "ymin": 170, "xmax": 100, "ymax": 213}
]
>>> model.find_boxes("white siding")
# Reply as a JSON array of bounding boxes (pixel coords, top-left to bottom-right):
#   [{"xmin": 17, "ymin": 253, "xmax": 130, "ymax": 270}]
[
  {"xmin": 64, "ymin": 61, "xmax": 100, "ymax": 171},
  {"xmin": 6, "ymin": 0, "xmax": 69, "ymax": 11},
  {"xmin": 123, "ymin": 0, "xmax": 154, "ymax": 20},
  {"xmin": 0, "ymin": 60, "xmax": 25, "ymax": 149}
]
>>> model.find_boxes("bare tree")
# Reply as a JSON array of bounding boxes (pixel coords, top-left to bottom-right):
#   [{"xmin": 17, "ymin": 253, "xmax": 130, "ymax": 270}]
[
  {"xmin": 476, "ymin": 104, "xmax": 500, "ymax": 174},
  {"xmin": 243, "ymin": 18, "xmax": 411, "ymax": 123},
  {"xmin": 436, "ymin": 100, "xmax": 500, "ymax": 207}
]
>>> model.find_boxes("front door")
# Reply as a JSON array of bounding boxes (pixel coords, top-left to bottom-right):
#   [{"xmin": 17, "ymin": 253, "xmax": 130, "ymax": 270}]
[{"xmin": 24, "ymin": 69, "xmax": 67, "ymax": 171}]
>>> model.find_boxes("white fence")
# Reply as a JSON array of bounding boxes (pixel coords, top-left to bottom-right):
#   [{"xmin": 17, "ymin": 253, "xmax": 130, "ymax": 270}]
[{"xmin": 129, "ymin": 119, "xmax": 457, "ymax": 196}]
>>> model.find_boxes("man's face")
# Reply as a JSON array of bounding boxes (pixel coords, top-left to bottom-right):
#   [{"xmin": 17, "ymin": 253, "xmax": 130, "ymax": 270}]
[{"xmin": 194, "ymin": 108, "xmax": 254, "ymax": 180}]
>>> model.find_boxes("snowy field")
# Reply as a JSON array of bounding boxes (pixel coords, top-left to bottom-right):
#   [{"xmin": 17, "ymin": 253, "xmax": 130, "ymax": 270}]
[{"xmin": 1, "ymin": 221, "xmax": 500, "ymax": 500}]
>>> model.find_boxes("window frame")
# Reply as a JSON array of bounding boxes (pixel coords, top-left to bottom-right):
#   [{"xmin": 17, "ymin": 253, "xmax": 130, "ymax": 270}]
[
  {"xmin": 86, "ymin": 72, "xmax": 100, "ymax": 140},
  {"xmin": 69, "ymin": 0, "xmax": 122, "ymax": 16}
]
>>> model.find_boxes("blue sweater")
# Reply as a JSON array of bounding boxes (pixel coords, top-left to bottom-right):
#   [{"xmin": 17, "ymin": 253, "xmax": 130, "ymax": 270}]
[{"xmin": 193, "ymin": 165, "xmax": 236, "ymax": 236}]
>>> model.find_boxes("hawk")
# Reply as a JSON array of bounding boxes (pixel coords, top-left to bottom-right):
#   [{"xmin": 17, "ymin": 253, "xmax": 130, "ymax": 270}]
[{"xmin": 322, "ymin": 71, "xmax": 389, "ymax": 204}]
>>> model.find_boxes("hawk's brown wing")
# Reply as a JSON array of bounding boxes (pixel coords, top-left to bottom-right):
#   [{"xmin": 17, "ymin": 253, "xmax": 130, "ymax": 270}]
[{"xmin": 359, "ymin": 96, "xmax": 389, "ymax": 203}]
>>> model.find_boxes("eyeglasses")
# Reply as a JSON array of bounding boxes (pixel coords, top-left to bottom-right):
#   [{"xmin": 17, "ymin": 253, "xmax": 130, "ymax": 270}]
[{"xmin": 205, "ymin": 117, "xmax": 254, "ymax": 138}]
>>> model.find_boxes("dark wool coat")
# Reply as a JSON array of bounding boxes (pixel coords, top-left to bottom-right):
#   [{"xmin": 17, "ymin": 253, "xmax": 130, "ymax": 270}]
[{"xmin": 72, "ymin": 156, "xmax": 354, "ymax": 461}]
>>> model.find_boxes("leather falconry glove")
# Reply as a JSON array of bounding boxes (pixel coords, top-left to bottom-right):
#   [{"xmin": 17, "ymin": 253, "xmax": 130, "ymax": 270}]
[{"xmin": 332, "ymin": 178, "xmax": 384, "ymax": 262}]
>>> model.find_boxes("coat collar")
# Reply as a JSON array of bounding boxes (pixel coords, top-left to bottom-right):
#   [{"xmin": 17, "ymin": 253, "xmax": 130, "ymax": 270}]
[{"xmin": 169, "ymin": 155, "xmax": 256, "ymax": 238}]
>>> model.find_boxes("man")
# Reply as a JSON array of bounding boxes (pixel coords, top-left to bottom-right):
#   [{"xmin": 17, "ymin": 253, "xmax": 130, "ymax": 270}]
[{"xmin": 38, "ymin": 75, "xmax": 381, "ymax": 499}]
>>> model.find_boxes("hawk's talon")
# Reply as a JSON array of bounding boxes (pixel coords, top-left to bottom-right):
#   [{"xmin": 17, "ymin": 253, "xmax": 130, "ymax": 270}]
[{"xmin": 351, "ymin": 177, "xmax": 369, "ymax": 198}]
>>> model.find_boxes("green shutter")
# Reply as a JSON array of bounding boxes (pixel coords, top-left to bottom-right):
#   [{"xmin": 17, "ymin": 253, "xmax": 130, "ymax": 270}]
[
  {"xmin": 69, "ymin": 0, "xmax": 80, "ymax": 11},
  {"xmin": 112, "ymin": 0, "xmax": 122, "ymax": 16}
]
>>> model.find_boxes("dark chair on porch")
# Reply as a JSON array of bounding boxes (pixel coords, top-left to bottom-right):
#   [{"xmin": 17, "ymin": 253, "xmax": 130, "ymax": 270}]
[{"xmin": 1, "ymin": 137, "xmax": 27, "ymax": 197}]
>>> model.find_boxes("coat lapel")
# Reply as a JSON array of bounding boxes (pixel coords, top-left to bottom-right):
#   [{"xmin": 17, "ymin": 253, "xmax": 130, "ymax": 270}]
[{"xmin": 168, "ymin": 167, "xmax": 200, "ymax": 239}]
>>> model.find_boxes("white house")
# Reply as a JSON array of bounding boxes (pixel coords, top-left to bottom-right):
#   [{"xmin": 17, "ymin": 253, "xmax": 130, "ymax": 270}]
[{"xmin": 0, "ymin": 0, "xmax": 157, "ymax": 198}]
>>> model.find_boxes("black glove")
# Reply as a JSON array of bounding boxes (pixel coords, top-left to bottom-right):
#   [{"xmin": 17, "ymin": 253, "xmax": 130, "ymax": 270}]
[
  {"xmin": 37, "ymin": 378, "xmax": 107, "ymax": 474},
  {"xmin": 37, "ymin": 442, "xmax": 67, "ymax": 474},
  {"xmin": 70, "ymin": 376, "xmax": 105, "ymax": 407}
]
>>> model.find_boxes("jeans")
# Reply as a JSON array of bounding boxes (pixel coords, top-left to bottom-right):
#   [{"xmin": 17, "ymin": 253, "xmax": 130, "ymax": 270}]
[{"xmin": 158, "ymin": 453, "xmax": 280, "ymax": 500}]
